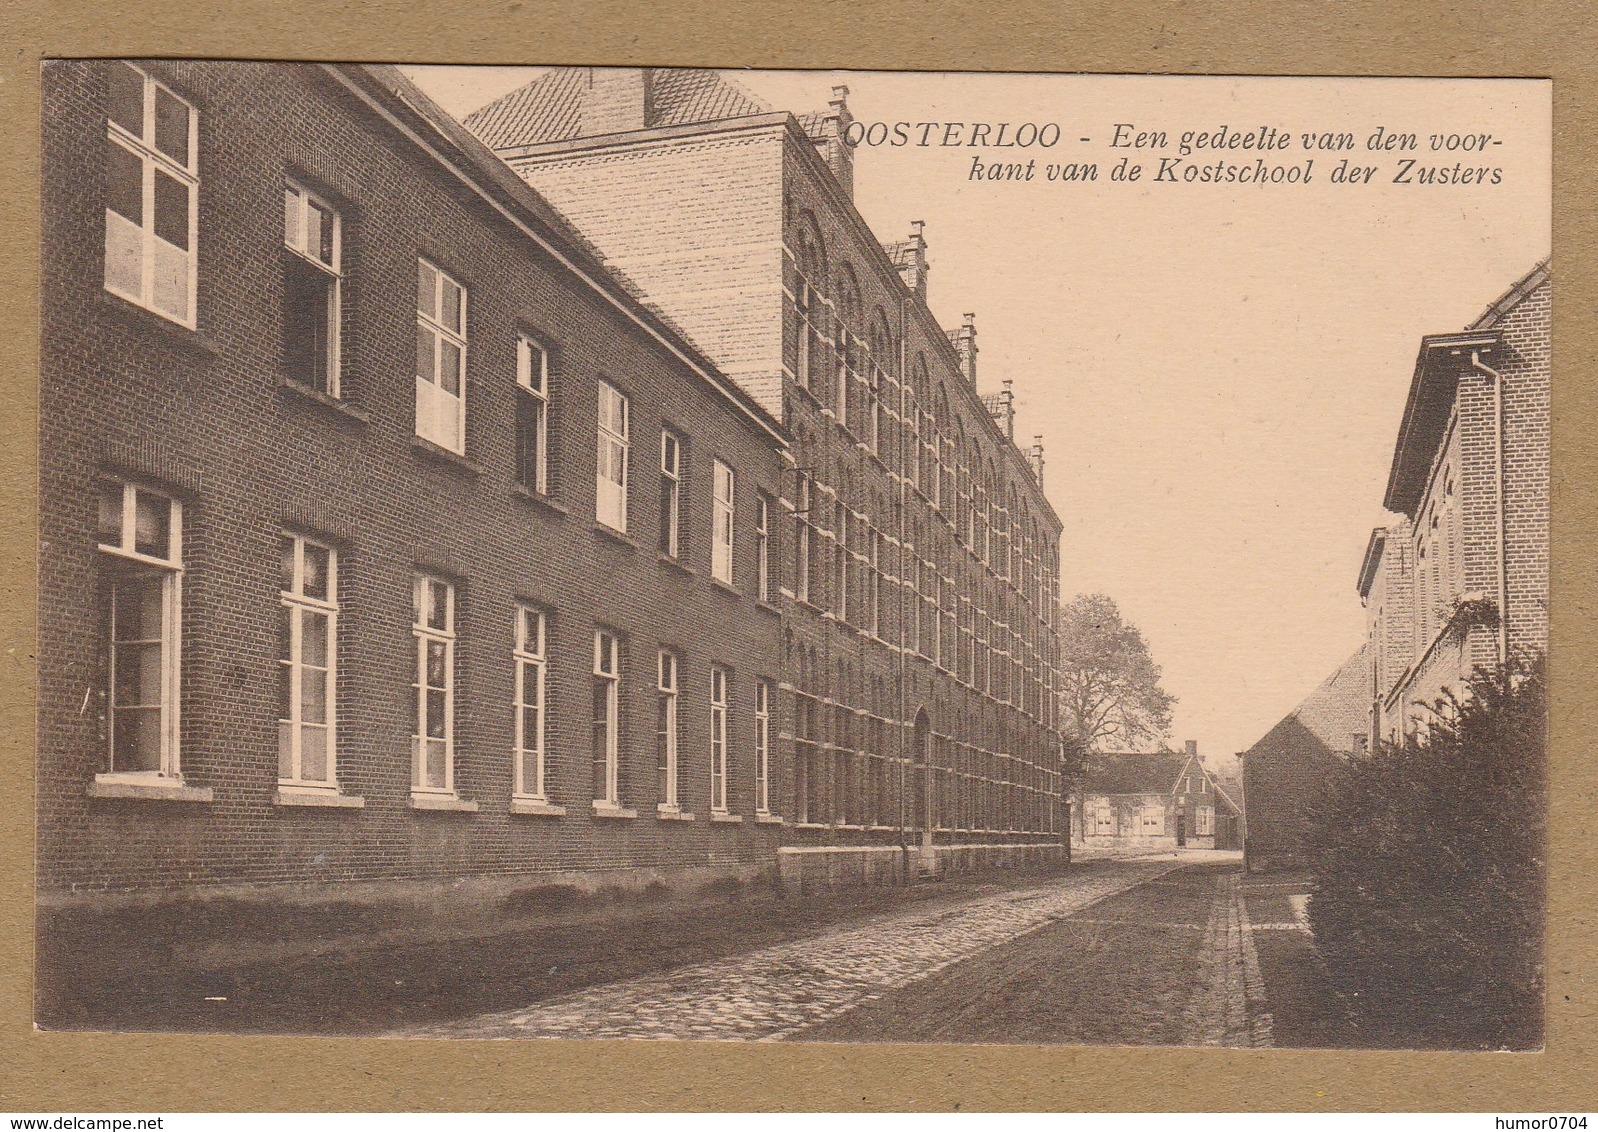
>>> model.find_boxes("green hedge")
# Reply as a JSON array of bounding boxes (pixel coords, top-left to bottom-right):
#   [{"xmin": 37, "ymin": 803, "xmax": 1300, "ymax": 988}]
[{"xmin": 1308, "ymin": 656, "xmax": 1545, "ymax": 1050}]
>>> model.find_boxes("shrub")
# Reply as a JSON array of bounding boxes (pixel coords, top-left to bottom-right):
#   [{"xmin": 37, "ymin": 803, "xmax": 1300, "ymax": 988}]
[{"xmin": 1308, "ymin": 655, "xmax": 1545, "ymax": 1050}]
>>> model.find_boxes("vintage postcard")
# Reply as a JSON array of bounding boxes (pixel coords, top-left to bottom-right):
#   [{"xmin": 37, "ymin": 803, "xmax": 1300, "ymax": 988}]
[{"xmin": 34, "ymin": 61, "xmax": 1549, "ymax": 1054}]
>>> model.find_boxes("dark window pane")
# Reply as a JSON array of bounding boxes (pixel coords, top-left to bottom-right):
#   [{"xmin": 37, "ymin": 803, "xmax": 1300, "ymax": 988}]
[
  {"xmin": 302, "ymin": 543, "xmax": 330, "ymax": 601},
  {"xmin": 152, "ymin": 168, "xmax": 188, "ymax": 250},
  {"xmin": 107, "ymin": 64, "xmax": 144, "ymax": 137},
  {"xmin": 284, "ymin": 254, "xmax": 333, "ymax": 392},
  {"xmin": 132, "ymin": 490, "xmax": 170, "ymax": 558},
  {"xmin": 153, "ymin": 86, "xmax": 189, "ymax": 164},
  {"xmin": 105, "ymin": 138, "xmax": 143, "ymax": 223}
]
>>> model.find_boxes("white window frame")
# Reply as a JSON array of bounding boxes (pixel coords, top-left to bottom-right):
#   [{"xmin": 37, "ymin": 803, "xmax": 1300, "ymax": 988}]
[
  {"xmin": 659, "ymin": 430, "xmax": 682, "ymax": 557},
  {"xmin": 516, "ymin": 336, "xmax": 550, "ymax": 495},
  {"xmin": 412, "ymin": 574, "xmax": 456, "ymax": 795},
  {"xmin": 1142, "ymin": 804, "xmax": 1165, "ymax": 834},
  {"xmin": 279, "ymin": 534, "xmax": 339, "ymax": 791},
  {"xmin": 712, "ymin": 459, "xmax": 735, "ymax": 585},
  {"xmin": 513, "ymin": 605, "xmax": 548, "ymax": 801},
  {"xmin": 97, "ymin": 481, "xmax": 183, "ymax": 782},
  {"xmin": 1196, "ymin": 805, "xmax": 1215, "ymax": 836},
  {"xmin": 416, "ymin": 259, "xmax": 468, "ymax": 454},
  {"xmin": 596, "ymin": 382, "xmax": 630, "ymax": 532},
  {"xmin": 657, "ymin": 649, "xmax": 679, "ymax": 810},
  {"xmin": 103, "ymin": 63, "xmax": 197, "ymax": 327},
  {"xmin": 282, "ymin": 182, "xmax": 342, "ymax": 397},
  {"xmin": 710, "ymin": 666, "xmax": 730, "ymax": 813},
  {"xmin": 755, "ymin": 679, "xmax": 772, "ymax": 815},
  {"xmin": 755, "ymin": 495, "xmax": 771, "ymax": 602},
  {"xmin": 593, "ymin": 629, "xmax": 621, "ymax": 806}
]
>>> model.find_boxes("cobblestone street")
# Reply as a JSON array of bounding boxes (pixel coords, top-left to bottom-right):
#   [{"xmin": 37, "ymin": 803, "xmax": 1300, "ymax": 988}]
[{"xmin": 421, "ymin": 854, "xmax": 1271, "ymax": 1043}]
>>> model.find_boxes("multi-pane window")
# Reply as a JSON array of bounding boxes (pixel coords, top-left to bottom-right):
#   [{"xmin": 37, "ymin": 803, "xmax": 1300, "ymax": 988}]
[
  {"xmin": 709, "ymin": 666, "xmax": 730, "ymax": 813},
  {"xmin": 411, "ymin": 575, "xmax": 455, "ymax": 794},
  {"xmin": 1196, "ymin": 806, "xmax": 1214, "ymax": 836},
  {"xmin": 416, "ymin": 260, "xmax": 467, "ymax": 453},
  {"xmin": 795, "ymin": 279, "xmax": 819, "ymax": 390},
  {"xmin": 513, "ymin": 605, "xmax": 547, "ymax": 800},
  {"xmin": 97, "ymin": 482, "xmax": 182, "ymax": 778},
  {"xmin": 712, "ymin": 460, "xmax": 735, "ymax": 585},
  {"xmin": 516, "ymin": 337, "xmax": 549, "ymax": 494},
  {"xmin": 755, "ymin": 495, "xmax": 771, "ymax": 602},
  {"xmin": 104, "ymin": 63, "xmax": 196, "ymax": 326},
  {"xmin": 592, "ymin": 629, "xmax": 621, "ymax": 805},
  {"xmin": 279, "ymin": 535, "xmax": 337, "ymax": 788},
  {"xmin": 596, "ymin": 383, "xmax": 630, "ymax": 532},
  {"xmin": 283, "ymin": 183, "xmax": 341, "ymax": 395},
  {"xmin": 755, "ymin": 680, "xmax": 772, "ymax": 814},
  {"xmin": 659, "ymin": 431, "xmax": 682, "ymax": 557},
  {"xmin": 656, "ymin": 650, "xmax": 679, "ymax": 809},
  {"xmin": 795, "ymin": 474, "xmax": 812, "ymax": 603}
]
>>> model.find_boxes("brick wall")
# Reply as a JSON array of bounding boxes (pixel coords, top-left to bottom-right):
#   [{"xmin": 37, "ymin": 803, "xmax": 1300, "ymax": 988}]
[{"xmin": 39, "ymin": 61, "xmax": 788, "ymax": 897}]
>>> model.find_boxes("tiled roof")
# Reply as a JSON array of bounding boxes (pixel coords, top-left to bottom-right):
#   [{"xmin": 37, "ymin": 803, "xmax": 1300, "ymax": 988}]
[
  {"xmin": 464, "ymin": 67, "xmax": 773, "ymax": 149},
  {"xmin": 1080, "ymin": 752, "xmax": 1189, "ymax": 796},
  {"xmin": 882, "ymin": 240, "xmax": 915, "ymax": 268},
  {"xmin": 979, "ymin": 392, "xmax": 1005, "ymax": 414},
  {"xmin": 1285, "ymin": 644, "xmax": 1370, "ymax": 754},
  {"xmin": 1469, "ymin": 257, "xmax": 1551, "ymax": 332}
]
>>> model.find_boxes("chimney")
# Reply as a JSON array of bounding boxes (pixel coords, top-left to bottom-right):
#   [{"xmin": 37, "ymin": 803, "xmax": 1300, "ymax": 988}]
[
  {"xmin": 998, "ymin": 378, "xmax": 1015, "ymax": 439},
  {"xmin": 897, "ymin": 220, "xmax": 930, "ymax": 302},
  {"xmin": 951, "ymin": 312, "xmax": 977, "ymax": 386},
  {"xmin": 582, "ymin": 68, "xmax": 654, "ymax": 137},
  {"xmin": 1028, "ymin": 435, "xmax": 1045, "ymax": 487},
  {"xmin": 1185, "ymin": 740, "xmax": 1198, "ymax": 758},
  {"xmin": 819, "ymin": 85, "xmax": 855, "ymax": 198}
]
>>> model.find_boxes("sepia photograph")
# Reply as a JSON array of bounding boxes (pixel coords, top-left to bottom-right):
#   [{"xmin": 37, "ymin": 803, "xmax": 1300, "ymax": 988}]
[{"xmin": 34, "ymin": 60, "xmax": 1550, "ymax": 1053}]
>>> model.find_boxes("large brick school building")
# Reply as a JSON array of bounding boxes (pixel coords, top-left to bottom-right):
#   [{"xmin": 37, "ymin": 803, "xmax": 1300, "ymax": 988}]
[
  {"xmin": 38, "ymin": 61, "xmax": 789, "ymax": 902},
  {"xmin": 469, "ymin": 68, "xmax": 1067, "ymax": 884},
  {"xmin": 39, "ymin": 62, "xmax": 1068, "ymax": 905}
]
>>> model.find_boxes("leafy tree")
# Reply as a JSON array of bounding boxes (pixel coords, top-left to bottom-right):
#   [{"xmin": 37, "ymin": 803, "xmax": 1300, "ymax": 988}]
[
  {"xmin": 1309, "ymin": 655, "xmax": 1545, "ymax": 1050},
  {"xmin": 1057, "ymin": 593, "xmax": 1175, "ymax": 753}
]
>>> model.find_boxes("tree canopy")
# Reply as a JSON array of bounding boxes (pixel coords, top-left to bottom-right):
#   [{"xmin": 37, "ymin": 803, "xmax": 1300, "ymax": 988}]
[{"xmin": 1058, "ymin": 593, "xmax": 1176, "ymax": 755}]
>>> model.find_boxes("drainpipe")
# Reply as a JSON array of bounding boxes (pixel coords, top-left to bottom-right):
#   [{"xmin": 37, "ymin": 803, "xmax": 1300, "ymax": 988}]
[
  {"xmin": 897, "ymin": 290, "xmax": 910, "ymax": 879},
  {"xmin": 1471, "ymin": 349, "xmax": 1509, "ymax": 664}
]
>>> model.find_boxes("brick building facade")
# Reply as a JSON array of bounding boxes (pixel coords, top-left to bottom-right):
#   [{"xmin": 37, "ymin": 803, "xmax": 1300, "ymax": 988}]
[
  {"xmin": 467, "ymin": 69, "xmax": 1066, "ymax": 883},
  {"xmin": 1358, "ymin": 260, "xmax": 1550, "ymax": 741},
  {"xmin": 1071, "ymin": 741, "xmax": 1240, "ymax": 852},
  {"xmin": 39, "ymin": 61, "xmax": 792, "ymax": 903}
]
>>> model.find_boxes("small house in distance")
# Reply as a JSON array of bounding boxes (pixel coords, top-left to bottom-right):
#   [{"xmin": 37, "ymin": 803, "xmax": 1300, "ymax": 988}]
[{"xmin": 1072, "ymin": 741, "xmax": 1241, "ymax": 851}]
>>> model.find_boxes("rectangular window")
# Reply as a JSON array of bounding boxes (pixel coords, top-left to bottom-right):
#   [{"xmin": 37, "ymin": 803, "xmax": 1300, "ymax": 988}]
[
  {"xmin": 279, "ymin": 535, "xmax": 337, "ymax": 788},
  {"xmin": 755, "ymin": 495, "xmax": 771, "ymax": 602},
  {"xmin": 411, "ymin": 574, "xmax": 455, "ymax": 794},
  {"xmin": 712, "ymin": 460, "xmax": 735, "ymax": 585},
  {"xmin": 656, "ymin": 650, "xmax": 679, "ymax": 809},
  {"xmin": 97, "ymin": 481, "xmax": 183, "ymax": 779},
  {"xmin": 516, "ymin": 337, "xmax": 549, "ymax": 494},
  {"xmin": 1196, "ymin": 806, "xmax": 1214, "ymax": 836},
  {"xmin": 592, "ymin": 629, "xmax": 621, "ymax": 805},
  {"xmin": 1094, "ymin": 805, "xmax": 1114, "ymax": 833},
  {"xmin": 796, "ymin": 280, "xmax": 815, "ymax": 390},
  {"xmin": 710, "ymin": 666, "xmax": 730, "ymax": 813},
  {"xmin": 104, "ymin": 63, "xmax": 196, "ymax": 326},
  {"xmin": 658, "ymin": 430, "xmax": 681, "ymax": 556},
  {"xmin": 513, "ymin": 605, "xmax": 547, "ymax": 800},
  {"xmin": 283, "ymin": 183, "xmax": 341, "ymax": 395},
  {"xmin": 755, "ymin": 680, "xmax": 772, "ymax": 814},
  {"xmin": 795, "ymin": 474, "xmax": 812, "ymax": 603},
  {"xmin": 416, "ymin": 260, "xmax": 467, "ymax": 453},
  {"xmin": 596, "ymin": 383, "xmax": 630, "ymax": 532}
]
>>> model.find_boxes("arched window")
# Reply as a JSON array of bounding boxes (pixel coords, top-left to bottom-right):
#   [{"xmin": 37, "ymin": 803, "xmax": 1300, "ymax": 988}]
[{"xmin": 790, "ymin": 213, "xmax": 826, "ymax": 393}]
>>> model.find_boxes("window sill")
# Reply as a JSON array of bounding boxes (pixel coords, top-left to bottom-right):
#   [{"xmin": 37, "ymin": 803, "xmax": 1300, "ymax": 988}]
[
  {"xmin": 658, "ymin": 553, "xmax": 694, "ymax": 576},
  {"xmin": 593, "ymin": 523, "xmax": 640, "ymax": 551},
  {"xmin": 709, "ymin": 576, "xmax": 742, "ymax": 600},
  {"xmin": 511, "ymin": 484, "xmax": 569, "ymax": 517},
  {"xmin": 274, "ymin": 786, "xmax": 364, "ymax": 809},
  {"xmin": 509, "ymin": 797, "xmax": 567, "ymax": 817},
  {"xmin": 87, "ymin": 777, "xmax": 213, "ymax": 803},
  {"xmin": 755, "ymin": 599, "xmax": 782, "ymax": 618},
  {"xmin": 279, "ymin": 377, "xmax": 370, "ymax": 425},
  {"xmin": 411, "ymin": 436, "xmax": 483, "ymax": 478},
  {"xmin": 710, "ymin": 812, "xmax": 745, "ymax": 824},
  {"xmin": 656, "ymin": 805, "xmax": 696, "ymax": 821},
  {"xmin": 755, "ymin": 813, "xmax": 785, "ymax": 825},
  {"xmin": 591, "ymin": 802, "xmax": 639, "ymax": 820},
  {"xmin": 409, "ymin": 792, "xmax": 479, "ymax": 812},
  {"xmin": 99, "ymin": 288, "xmax": 220, "ymax": 357},
  {"xmin": 792, "ymin": 822, "xmax": 832, "ymax": 830}
]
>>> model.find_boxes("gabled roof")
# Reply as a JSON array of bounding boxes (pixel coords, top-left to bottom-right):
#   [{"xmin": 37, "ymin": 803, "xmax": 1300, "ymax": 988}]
[
  {"xmin": 882, "ymin": 239, "xmax": 917, "ymax": 269},
  {"xmin": 464, "ymin": 67, "xmax": 773, "ymax": 150},
  {"xmin": 1278, "ymin": 644, "xmax": 1370, "ymax": 756},
  {"xmin": 1079, "ymin": 752, "xmax": 1188, "ymax": 796}
]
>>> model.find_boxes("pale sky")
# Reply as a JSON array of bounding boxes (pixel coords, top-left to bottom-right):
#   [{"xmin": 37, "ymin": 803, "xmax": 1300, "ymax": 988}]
[{"xmin": 406, "ymin": 66, "xmax": 1550, "ymax": 764}]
